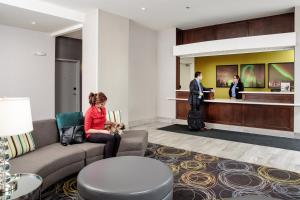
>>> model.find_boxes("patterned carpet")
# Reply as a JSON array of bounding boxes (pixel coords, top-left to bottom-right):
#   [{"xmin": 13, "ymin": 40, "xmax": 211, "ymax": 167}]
[{"xmin": 43, "ymin": 143, "xmax": 300, "ymax": 200}]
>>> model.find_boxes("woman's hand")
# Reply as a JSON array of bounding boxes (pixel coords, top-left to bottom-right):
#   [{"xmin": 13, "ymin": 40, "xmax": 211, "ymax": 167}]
[
  {"xmin": 86, "ymin": 129, "xmax": 111, "ymax": 134},
  {"xmin": 105, "ymin": 121, "xmax": 113, "ymax": 125}
]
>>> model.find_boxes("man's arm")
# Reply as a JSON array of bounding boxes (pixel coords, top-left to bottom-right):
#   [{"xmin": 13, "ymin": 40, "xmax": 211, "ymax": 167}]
[{"xmin": 201, "ymin": 82, "xmax": 213, "ymax": 91}]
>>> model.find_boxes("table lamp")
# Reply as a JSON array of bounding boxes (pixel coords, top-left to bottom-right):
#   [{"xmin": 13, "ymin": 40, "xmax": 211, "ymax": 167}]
[{"xmin": 0, "ymin": 98, "xmax": 33, "ymax": 193}]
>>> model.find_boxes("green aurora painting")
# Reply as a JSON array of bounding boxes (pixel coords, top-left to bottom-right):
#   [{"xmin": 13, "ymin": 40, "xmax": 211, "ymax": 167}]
[
  {"xmin": 240, "ymin": 64, "xmax": 265, "ymax": 88},
  {"xmin": 268, "ymin": 63, "xmax": 294, "ymax": 88}
]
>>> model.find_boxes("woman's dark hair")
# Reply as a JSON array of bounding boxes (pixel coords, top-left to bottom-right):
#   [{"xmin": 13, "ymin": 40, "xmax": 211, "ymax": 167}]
[
  {"xmin": 234, "ymin": 75, "xmax": 240, "ymax": 81},
  {"xmin": 195, "ymin": 72, "xmax": 202, "ymax": 78},
  {"xmin": 89, "ymin": 92, "xmax": 107, "ymax": 106}
]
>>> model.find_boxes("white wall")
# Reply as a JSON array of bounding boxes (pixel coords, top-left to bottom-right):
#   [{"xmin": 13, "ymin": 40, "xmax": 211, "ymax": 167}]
[
  {"xmin": 0, "ymin": 25, "xmax": 55, "ymax": 120},
  {"xmin": 128, "ymin": 21, "xmax": 157, "ymax": 124},
  {"xmin": 98, "ymin": 11, "xmax": 130, "ymax": 126},
  {"xmin": 156, "ymin": 28, "xmax": 176, "ymax": 120},
  {"xmin": 82, "ymin": 10, "xmax": 160, "ymax": 126},
  {"xmin": 180, "ymin": 57, "xmax": 195, "ymax": 90},
  {"xmin": 82, "ymin": 9, "xmax": 100, "ymax": 112},
  {"xmin": 180, "ymin": 64, "xmax": 191, "ymax": 90},
  {"xmin": 294, "ymin": 6, "xmax": 300, "ymax": 133}
]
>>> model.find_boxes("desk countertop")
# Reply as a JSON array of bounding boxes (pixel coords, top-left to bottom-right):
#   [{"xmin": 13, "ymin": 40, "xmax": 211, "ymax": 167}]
[
  {"xmin": 239, "ymin": 91, "xmax": 294, "ymax": 95},
  {"xmin": 176, "ymin": 90, "xmax": 294, "ymax": 95},
  {"xmin": 168, "ymin": 98, "xmax": 300, "ymax": 107},
  {"xmin": 176, "ymin": 90, "xmax": 212, "ymax": 93}
]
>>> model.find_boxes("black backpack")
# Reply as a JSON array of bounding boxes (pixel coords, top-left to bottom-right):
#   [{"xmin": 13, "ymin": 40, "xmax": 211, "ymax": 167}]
[
  {"xmin": 187, "ymin": 96, "xmax": 204, "ymax": 131},
  {"xmin": 187, "ymin": 109, "xmax": 203, "ymax": 131}
]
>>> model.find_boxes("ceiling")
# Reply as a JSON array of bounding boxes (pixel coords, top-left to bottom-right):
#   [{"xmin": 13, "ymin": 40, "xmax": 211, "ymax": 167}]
[
  {"xmin": 63, "ymin": 30, "xmax": 82, "ymax": 39},
  {"xmin": 0, "ymin": 0, "xmax": 300, "ymax": 33},
  {"xmin": 0, "ymin": 3, "xmax": 79, "ymax": 33},
  {"xmin": 42, "ymin": 0, "xmax": 300, "ymax": 30}
]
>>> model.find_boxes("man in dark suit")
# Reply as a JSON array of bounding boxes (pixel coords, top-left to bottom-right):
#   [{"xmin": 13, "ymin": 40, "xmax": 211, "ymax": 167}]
[{"xmin": 188, "ymin": 72, "xmax": 212, "ymax": 129}]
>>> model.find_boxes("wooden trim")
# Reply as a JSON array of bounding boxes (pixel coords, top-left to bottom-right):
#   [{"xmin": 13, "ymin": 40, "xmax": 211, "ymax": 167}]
[
  {"xmin": 176, "ymin": 28, "xmax": 183, "ymax": 90},
  {"xmin": 176, "ymin": 57, "xmax": 181, "ymax": 90},
  {"xmin": 176, "ymin": 28, "xmax": 183, "ymax": 45},
  {"xmin": 177, "ymin": 13, "xmax": 294, "ymax": 45}
]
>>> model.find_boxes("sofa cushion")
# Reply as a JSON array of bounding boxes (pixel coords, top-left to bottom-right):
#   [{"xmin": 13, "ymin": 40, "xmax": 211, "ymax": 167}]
[
  {"xmin": 10, "ymin": 143, "xmax": 85, "ymax": 178},
  {"xmin": 7, "ymin": 132, "xmax": 36, "ymax": 159},
  {"xmin": 77, "ymin": 142, "xmax": 105, "ymax": 158},
  {"xmin": 32, "ymin": 119, "xmax": 59, "ymax": 148},
  {"xmin": 106, "ymin": 110, "xmax": 122, "ymax": 123},
  {"xmin": 56, "ymin": 112, "xmax": 84, "ymax": 137},
  {"xmin": 119, "ymin": 130, "xmax": 148, "ymax": 152}
]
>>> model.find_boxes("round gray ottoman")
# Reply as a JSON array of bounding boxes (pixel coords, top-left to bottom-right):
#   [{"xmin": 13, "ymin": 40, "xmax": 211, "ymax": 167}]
[{"xmin": 77, "ymin": 156, "xmax": 173, "ymax": 200}]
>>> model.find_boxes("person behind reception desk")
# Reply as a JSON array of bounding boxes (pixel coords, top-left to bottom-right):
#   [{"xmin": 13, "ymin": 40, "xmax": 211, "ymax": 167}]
[
  {"xmin": 188, "ymin": 72, "xmax": 212, "ymax": 130},
  {"xmin": 229, "ymin": 75, "xmax": 244, "ymax": 99}
]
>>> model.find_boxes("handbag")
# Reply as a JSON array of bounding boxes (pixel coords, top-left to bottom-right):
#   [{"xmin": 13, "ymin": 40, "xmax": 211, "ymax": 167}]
[{"xmin": 60, "ymin": 125, "xmax": 85, "ymax": 146}]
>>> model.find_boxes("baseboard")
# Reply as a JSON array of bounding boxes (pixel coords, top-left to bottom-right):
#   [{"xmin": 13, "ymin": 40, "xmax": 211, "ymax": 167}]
[
  {"xmin": 129, "ymin": 117, "xmax": 177, "ymax": 128},
  {"xmin": 174, "ymin": 119, "xmax": 295, "ymax": 138},
  {"xmin": 156, "ymin": 117, "xmax": 176, "ymax": 124},
  {"xmin": 128, "ymin": 118, "xmax": 157, "ymax": 128}
]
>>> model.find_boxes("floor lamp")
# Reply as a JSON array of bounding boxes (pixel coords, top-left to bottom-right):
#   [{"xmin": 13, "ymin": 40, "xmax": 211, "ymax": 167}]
[{"xmin": 0, "ymin": 98, "xmax": 33, "ymax": 193}]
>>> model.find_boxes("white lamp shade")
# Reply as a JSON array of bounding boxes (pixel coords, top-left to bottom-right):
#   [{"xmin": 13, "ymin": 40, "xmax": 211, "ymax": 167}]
[{"xmin": 0, "ymin": 98, "xmax": 33, "ymax": 136}]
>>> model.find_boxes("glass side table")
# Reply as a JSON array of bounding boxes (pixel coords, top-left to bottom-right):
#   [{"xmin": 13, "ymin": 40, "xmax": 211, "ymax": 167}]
[{"xmin": 0, "ymin": 173, "xmax": 43, "ymax": 200}]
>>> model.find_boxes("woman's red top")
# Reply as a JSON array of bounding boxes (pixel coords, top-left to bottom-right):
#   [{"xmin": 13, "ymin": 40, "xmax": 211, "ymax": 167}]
[{"xmin": 84, "ymin": 106, "xmax": 107, "ymax": 138}]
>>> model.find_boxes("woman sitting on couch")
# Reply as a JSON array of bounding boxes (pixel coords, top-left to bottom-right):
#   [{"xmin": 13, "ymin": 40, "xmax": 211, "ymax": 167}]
[{"xmin": 84, "ymin": 92, "xmax": 121, "ymax": 158}]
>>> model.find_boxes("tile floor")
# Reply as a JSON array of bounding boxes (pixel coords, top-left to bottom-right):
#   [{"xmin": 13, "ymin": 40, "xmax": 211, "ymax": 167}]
[{"xmin": 130, "ymin": 122, "xmax": 300, "ymax": 173}]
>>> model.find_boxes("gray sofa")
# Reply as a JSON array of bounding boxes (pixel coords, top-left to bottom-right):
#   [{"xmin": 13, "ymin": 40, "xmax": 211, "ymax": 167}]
[{"xmin": 10, "ymin": 119, "xmax": 148, "ymax": 191}]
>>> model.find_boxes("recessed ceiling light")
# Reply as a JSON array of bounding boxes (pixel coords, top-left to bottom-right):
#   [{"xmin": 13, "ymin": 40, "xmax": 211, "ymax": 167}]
[
  {"xmin": 141, "ymin": 7, "xmax": 146, "ymax": 11},
  {"xmin": 31, "ymin": 21, "xmax": 36, "ymax": 25}
]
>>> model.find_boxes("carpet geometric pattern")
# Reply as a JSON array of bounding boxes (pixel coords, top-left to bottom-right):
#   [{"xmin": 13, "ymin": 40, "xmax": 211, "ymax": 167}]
[{"xmin": 42, "ymin": 143, "xmax": 300, "ymax": 200}]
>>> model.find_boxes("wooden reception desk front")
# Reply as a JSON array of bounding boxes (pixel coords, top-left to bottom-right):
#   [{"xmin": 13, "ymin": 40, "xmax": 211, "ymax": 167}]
[{"xmin": 174, "ymin": 90, "xmax": 295, "ymax": 131}]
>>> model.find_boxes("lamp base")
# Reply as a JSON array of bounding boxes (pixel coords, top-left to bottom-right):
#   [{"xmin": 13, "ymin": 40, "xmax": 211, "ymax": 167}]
[
  {"xmin": 0, "ymin": 137, "xmax": 19, "ymax": 194},
  {"xmin": 0, "ymin": 180, "xmax": 17, "ymax": 193}
]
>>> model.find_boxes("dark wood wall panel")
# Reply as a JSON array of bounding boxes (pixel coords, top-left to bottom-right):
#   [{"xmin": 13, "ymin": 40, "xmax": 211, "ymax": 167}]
[
  {"xmin": 175, "ymin": 92, "xmax": 294, "ymax": 131},
  {"xmin": 206, "ymin": 103, "xmax": 243, "ymax": 125},
  {"xmin": 176, "ymin": 101, "xmax": 294, "ymax": 131},
  {"xmin": 242, "ymin": 93, "xmax": 294, "ymax": 103},
  {"xmin": 183, "ymin": 26, "xmax": 216, "ymax": 44},
  {"xmin": 178, "ymin": 13, "xmax": 294, "ymax": 45},
  {"xmin": 176, "ymin": 91, "xmax": 189, "ymax": 99},
  {"xmin": 243, "ymin": 105, "xmax": 293, "ymax": 131},
  {"xmin": 176, "ymin": 57, "xmax": 180, "ymax": 90},
  {"xmin": 176, "ymin": 29, "xmax": 183, "ymax": 90},
  {"xmin": 216, "ymin": 21, "xmax": 249, "ymax": 40},
  {"xmin": 248, "ymin": 17, "xmax": 273, "ymax": 36},
  {"xmin": 248, "ymin": 14, "xmax": 294, "ymax": 36},
  {"xmin": 270, "ymin": 14, "xmax": 294, "ymax": 34},
  {"xmin": 176, "ymin": 101, "xmax": 190, "ymax": 120}
]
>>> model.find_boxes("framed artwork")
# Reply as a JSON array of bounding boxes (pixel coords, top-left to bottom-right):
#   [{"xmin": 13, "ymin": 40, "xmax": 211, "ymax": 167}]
[
  {"xmin": 240, "ymin": 64, "xmax": 265, "ymax": 88},
  {"xmin": 216, "ymin": 65, "xmax": 238, "ymax": 87},
  {"xmin": 268, "ymin": 62, "xmax": 294, "ymax": 89}
]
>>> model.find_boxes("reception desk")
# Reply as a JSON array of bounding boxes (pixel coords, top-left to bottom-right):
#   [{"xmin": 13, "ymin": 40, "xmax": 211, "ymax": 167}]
[{"xmin": 173, "ymin": 91, "xmax": 295, "ymax": 131}]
